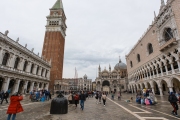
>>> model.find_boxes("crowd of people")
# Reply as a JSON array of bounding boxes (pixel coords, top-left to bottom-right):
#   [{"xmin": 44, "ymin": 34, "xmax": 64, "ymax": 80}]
[
  {"xmin": 29, "ymin": 89, "xmax": 51, "ymax": 102},
  {"xmin": 136, "ymin": 89, "xmax": 157, "ymax": 105}
]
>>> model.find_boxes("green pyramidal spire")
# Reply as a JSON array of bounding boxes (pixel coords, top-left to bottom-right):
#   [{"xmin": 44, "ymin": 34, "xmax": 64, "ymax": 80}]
[{"xmin": 51, "ymin": 0, "xmax": 63, "ymax": 9}]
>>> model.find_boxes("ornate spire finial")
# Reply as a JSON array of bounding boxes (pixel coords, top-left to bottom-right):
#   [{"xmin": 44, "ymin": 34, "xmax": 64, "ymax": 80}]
[
  {"xmin": 160, "ymin": 0, "xmax": 165, "ymax": 11},
  {"xmin": 119, "ymin": 56, "xmax": 121, "ymax": 63},
  {"xmin": 154, "ymin": 11, "xmax": 156, "ymax": 18},
  {"xmin": 161, "ymin": 0, "xmax": 165, "ymax": 6}
]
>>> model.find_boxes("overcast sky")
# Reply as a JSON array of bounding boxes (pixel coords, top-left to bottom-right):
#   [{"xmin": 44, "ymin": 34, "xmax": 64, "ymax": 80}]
[{"xmin": 0, "ymin": 0, "xmax": 166, "ymax": 81}]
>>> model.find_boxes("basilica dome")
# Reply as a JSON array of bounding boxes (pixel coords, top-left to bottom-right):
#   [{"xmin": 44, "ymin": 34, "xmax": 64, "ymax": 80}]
[{"xmin": 114, "ymin": 59, "xmax": 127, "ymax": 70}]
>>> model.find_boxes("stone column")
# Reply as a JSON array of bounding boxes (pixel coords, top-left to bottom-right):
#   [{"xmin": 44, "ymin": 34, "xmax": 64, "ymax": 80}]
[
  {"xmin": 38, "ymin": 67, "xmax": 42, "ymax": 76},
  {"xmin": 149, "ymin": 71, "xmax": 152, "ymax": 79},
  {"xmin": 165, "ymin": 65, "xmax": 168, "ymax": 75},
  {"xmin": 23, "ymin": 81, "xmax": 28, "ymax": 94},
  {"xmin": 32, "ymin": 64, "xmax": 37, "ymax": 74},
  {"xmin": 42, "ymin": 69, "xmax": 46, "ymax": 77},
  {"xmin": 144, "ymin": 83, "xmax": 148, "ymax": 89},
  {"xmin": 159, "ymin": 87, "xmax": 163, "ymax": 96},
  {"xmin": 177, "ymin": 60, "xmax": 180, "ymax": 72},
  {"xmin": 151, "ymin": 87, "xmax": 155, "ymax": 94},
  {"xmin": 2, "ymin": 77, "xmax": 10, "ymax": 92},
  {"xmin": 19, "ymin": 58, "xmax": 25, "ymax": 70},
  {"xmin": 156, "ymin": 68, "xmax": 159, "ymax": 77},
  {"xmin": 30, "ymin": 82, "xmax": 35, "ymax": 92},
  {"xmin": 45, "ymin": 83, "xmax": 49, "ymax": 90},
  {"xmin": 9, "ymin": 55, "xmax": 16, "ymax": 68},
  {"xmin": 0, "ymin": 49, "xmax": 4, "ymax": 64},
  {"xmin": 26, "ymin": 62, "xmax": 32, "ymax": 73},
  {"xmin": 47, "ymin": 70, "xmax": 50, "ymax": 78},
  {"xmin": 7, "ymin": 54, "xmax": 15, "ymax": 67},
  {"xmin": 160, "ymin": 67, "xmax": 163, "ymax": 76},
  {"xmin": 36, "ymin": 82, "xmax": 40, "ymax": 90},
  {"xmin": 13, "ymin": 79, "xmax": 20, "ymax": 94},
  {"xmin": 170, "ymin": 62, "xmax": 175, "ymax": 74},
  {"xmin": 169, "ymin": 87, "xmax": 173, "ymax": 93},
  {"xmin": 153, "ymin": 70, "xmax": 155, "ymax": 78}
]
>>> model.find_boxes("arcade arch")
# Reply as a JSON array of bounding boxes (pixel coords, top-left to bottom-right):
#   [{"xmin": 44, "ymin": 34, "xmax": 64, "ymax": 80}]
[
  {"xmin": 102, "ymin": 80, "xmax": 110, "ymax": 92},
  {"xmin": 160, "ymin": 80, "xmax": 168, "ymax": 95}
]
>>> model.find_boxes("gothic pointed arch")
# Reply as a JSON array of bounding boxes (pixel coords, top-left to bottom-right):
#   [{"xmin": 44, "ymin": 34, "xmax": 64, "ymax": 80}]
[{"xmin": 163, "ymin": 28, "xmax": 173, "ymax": 42}]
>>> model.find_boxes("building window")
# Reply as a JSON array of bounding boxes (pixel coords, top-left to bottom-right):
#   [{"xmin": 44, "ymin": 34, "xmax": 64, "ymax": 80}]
[
  {"xmin": 23, "ymin": 61, "xmax": 28, "ymax": 71},
  {"xmin": 30, "ymin": 64, "xmax": 34, "ymax": 73},
  {"xmin": 14, "ymin": 57, "xmax": 20, "ymax": 69},
  {"xmin": 164, "ymin": 28, "xmax": 173, "ymax": 42},
  {"xmin": 2, "ymin": 53, "xmax": 10, "ymax": 66},
  {"xmin": 148, "ymin": 43, "xmax": 153, "ymax": 54},
  {"xmin": 130, "ymin": 61, "xmax": 133, "ymax": 68},
  {"xmin": 41, "ymin": 68, "xmax": 44, "ymax": 76},
  {"xmin": 137, "ymin": 54, "xmax": 141, "ymax": 62}
]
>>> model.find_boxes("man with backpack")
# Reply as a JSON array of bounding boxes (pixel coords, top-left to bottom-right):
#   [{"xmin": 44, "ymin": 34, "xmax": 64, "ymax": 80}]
[{"xmin": 168, "ymin": 92, "xmax": 179, "ymax": 117}]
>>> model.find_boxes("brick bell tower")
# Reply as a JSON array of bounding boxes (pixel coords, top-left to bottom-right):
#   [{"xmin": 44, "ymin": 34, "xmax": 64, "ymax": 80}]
[{"xmin": 42, "ymin": 0, "xmax": 67, "ymax": 91}]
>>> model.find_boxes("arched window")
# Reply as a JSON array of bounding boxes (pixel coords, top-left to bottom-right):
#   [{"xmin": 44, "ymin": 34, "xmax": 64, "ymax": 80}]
[
  {"xmin": 23, "ymin": 61, "xmax": 28, "ymax": 71},
  {"xmin": 30, "ymin": 64, "xmax": 34, "ymax": 73},
  {"xmin": 14, "ymin": 57, "xmax": 20, "ymax": 69},
  {"xmin": 2, "ymin": 53, "xmax": 10, "ymax": 66},
  {"xmin": 137, "ymin": 54, "xmax": 141, "ymax": 62},
  {"xmin": 164, "ymin": 28, "xmax": 173, "ymax": 41},
  {"xmin": 130, "ymin": 61, "xmax": 133, "ymax": 68},
  {"xmin": 148, "ymin": 43, "xmax": 153, "ymax": 54}
]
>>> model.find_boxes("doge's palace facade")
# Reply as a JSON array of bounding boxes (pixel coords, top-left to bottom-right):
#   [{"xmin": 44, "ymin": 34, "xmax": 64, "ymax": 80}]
[
  {"xmin": 127, "ymin": 0, "xmax": 180, "ymax": 96},
  {"xmin": 0, "ymin": 31, "xmax": 51, "ymax": 94}
]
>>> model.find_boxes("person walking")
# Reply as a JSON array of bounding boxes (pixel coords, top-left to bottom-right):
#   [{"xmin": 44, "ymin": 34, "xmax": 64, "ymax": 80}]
[
  {"xmin": 118, "ymin": 92, "xmax": 121, "ymax": 100},
  {"xmin": 99, "ymin": 92, "xmax": 102, "ymax": 104},
  {"xmin": 6, "ymin": 92, "xmax": 23, "ymax": 120},
  {"xmin": 74, "ymin": 93, "xmax": 79, "ymax": 108},
  {"xmin": 111, "ymin": 92, "xmax": 115, "ymax": 100},
  {"xmin": 95, "ymin": 92, "xmax": 99, "ymax": 104},
  {"xmin": 168, "ymin": 92, "xmax": 179, "ymax": 117},
  {"xmin": 79, "ymin": 91, "xmax": 86, "ymax": 110},
  {"xmin": 1, "ymin": 91, "xmax": 8, "ymax": 104},
  {"xmin": 102, "ymin": 93, "xmax": 106, "ymax": 106}
]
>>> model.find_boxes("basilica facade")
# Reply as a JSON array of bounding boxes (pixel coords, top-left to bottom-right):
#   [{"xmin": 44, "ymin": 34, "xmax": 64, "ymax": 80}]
[
  {"xmin": 95, "ymin": 60, "xmax": 128, "ymax": 92},
  {"xmin": 127, "ymin": 0, "xmax": 180, "ymax": 96},
  {"xmin": 0, "ymin": 31, "xmax": 51, "ymax": 94}
]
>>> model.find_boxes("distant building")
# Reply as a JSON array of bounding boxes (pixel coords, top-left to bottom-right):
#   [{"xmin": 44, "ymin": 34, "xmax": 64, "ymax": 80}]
[
  {"xmin": 95, "ymin": 59, "xmax": 128, "ymax": 92},
  {"xmin": 54, "ymin": 74, "xmax": 92, "ymax": 91},
  {"xmin": 78, "ymin": 75, "xmax": 92, "ymax": 91}
]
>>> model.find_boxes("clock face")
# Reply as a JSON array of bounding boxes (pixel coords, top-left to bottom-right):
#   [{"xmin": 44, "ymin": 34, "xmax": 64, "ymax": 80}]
[{"xmin": 53, "ymin": 12, "xmax": 58, "ymax": 15}]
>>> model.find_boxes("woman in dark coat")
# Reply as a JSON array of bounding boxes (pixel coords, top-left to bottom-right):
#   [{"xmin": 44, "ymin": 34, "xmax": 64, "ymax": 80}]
[{"xmin": 6, "ymin": 92, "xmax": 23, "ymax": 120}]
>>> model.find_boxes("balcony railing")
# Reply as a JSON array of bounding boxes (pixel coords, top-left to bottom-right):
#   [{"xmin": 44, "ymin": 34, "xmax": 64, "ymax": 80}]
[{"xmin": 160, "ymin": 38, "xmax": 177, "ymax": 51}]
